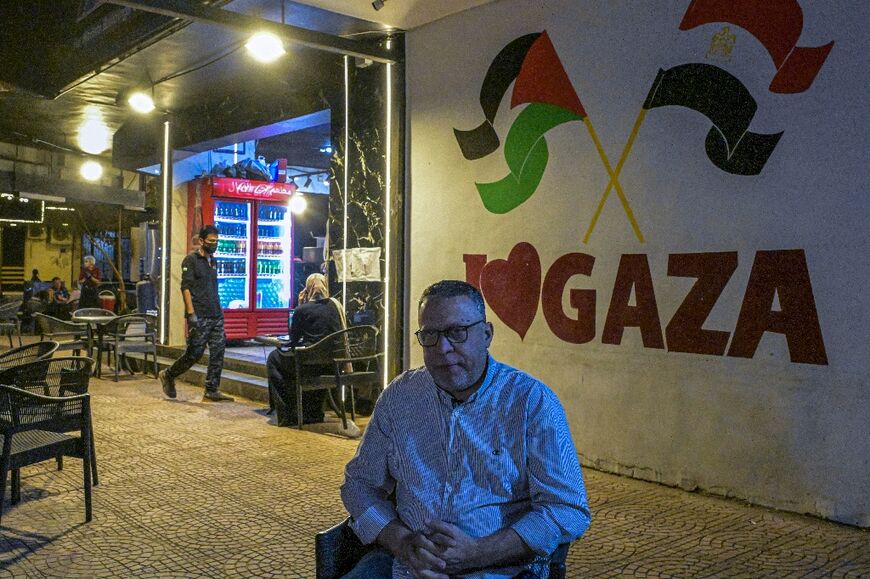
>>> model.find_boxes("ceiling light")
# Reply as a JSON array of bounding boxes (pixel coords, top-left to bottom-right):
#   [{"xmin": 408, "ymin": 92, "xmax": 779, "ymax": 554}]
[
  {"xmin": 290, "ymin": 194, "xmax": 307, "ymax": 214},
  {"xmin": 245, "ymin": 32, "xmax": 286, "ymax": 63},
  {"xmin": 304, "ymin": 176, "xmax": 313, "ymax": 188},
  {"xmin": 127, "ymin": 90, "xmax": 155, "ymax": 113},
  {"xmin": 80, "ymin": 160, "xmax": 103, "ymax": 181},
  {"xmin": 78, "ymin": 107, "xmax": 110, "ymax": 154}
]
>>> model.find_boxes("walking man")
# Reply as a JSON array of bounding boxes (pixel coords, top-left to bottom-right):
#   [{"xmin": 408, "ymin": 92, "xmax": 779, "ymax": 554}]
[{"xmin": 159, "ymin": 224, "xmax": 234, "ymax": 402}]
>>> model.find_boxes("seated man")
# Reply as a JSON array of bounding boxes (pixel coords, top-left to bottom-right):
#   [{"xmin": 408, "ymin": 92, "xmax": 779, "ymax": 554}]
[
  {"xmin": 46, "ymin": 277, "xmax": 71, "ymax": 319},
  {"xmin": 341, "ymin": 280, "xmax": 591, "ymax": 578}
]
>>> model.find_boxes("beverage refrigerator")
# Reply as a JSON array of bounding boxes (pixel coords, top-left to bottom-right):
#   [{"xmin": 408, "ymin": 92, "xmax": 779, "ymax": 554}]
[{"xmin": 187, "ymin": 177, "xmax": 297, "ymax": 339}]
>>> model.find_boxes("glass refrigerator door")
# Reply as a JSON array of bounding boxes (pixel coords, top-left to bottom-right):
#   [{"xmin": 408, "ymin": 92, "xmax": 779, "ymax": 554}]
[
  {"xmin": 213, "ymin": 199, "xmax": 251, "ymax": 309},
  {"xmin": 255, "ymin": 202, "xmax": 292, "ymax": 309}
]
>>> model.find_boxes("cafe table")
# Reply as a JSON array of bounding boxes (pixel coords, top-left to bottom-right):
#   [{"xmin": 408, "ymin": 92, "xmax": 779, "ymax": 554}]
[{"xmin": 71, "ymin": 312, "xmax": 118, "ymax": 376}]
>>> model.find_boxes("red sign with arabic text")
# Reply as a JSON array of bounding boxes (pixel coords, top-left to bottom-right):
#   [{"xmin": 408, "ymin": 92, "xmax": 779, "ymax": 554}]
[{"xmin": 211, "ymin": 177, "xmax": 297, "ymax": 200}]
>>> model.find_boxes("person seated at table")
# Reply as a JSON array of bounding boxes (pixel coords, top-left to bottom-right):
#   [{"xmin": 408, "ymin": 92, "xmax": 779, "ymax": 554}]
[
  {"xmin": 266, "ymin": 273, "xmax": 346, "ymax": 427},
  {"xmin": 46, "ymin": 277, "xmax": 71, "ymax": 319}
]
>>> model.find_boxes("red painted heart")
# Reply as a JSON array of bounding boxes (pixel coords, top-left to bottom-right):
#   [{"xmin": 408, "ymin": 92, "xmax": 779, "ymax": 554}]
[{"xmin": 480, "ymin": 242, "xmax": 541, "ymax": 340}]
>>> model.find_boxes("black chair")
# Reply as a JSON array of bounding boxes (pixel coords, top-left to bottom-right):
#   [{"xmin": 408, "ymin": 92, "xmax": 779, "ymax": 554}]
[
  {"xmin": 0, "ymin": 384, "xmax": 94, "ymax": 523},
  {"xmin": 0, "ymin": 300, "xmax": 23, "ymax": 348},
  {"xmin": 291, "ymin": 326, "xmax": 380, "ymax": 430},
  {"xmin": 0, "ymin": 357, "xmax": 98, "ymax": 486},
  {"xmin": 314, "ymin": 517, "xmax": 570, "ymax": 579},
  {"xmin": 97, "ymin": 314, "xmax": 158, "ymax": 381},
  {"xmin": 33, "ymin": 313, "xmax": 89, "ymax": 356},
  {"xmin": 0, "ymin": 341, "xmax": 60, "ymax": 371},
  {"xmin": 330, "ymin": 326, "xmax": 382, "ymax": 423}
]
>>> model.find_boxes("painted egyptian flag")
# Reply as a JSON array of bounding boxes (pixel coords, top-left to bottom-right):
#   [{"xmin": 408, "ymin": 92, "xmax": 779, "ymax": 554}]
[
  {"xmin": 643, "ymin": 63, "xmax": 783, "ymax": 175},
  {"xmin": 679, "ymin": 0, "xmax": 833, "ymax": 93},
  {"xmin": 455, "ymin": 31, "xmax": 588, "ymax": 214}
]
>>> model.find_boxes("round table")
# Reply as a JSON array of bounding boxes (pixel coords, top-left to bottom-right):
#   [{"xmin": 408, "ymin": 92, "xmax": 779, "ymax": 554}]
[{"xmin": 70, "ymin": 313, "xmax": 117, "ymax": 376}]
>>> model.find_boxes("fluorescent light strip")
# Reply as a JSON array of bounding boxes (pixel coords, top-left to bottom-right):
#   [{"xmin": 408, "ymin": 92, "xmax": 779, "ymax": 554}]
[
  {"xmin": 160, "ymin": 120, "xmax": 170, "ymax": 344},
  {"xmin": 342, "ymin": 56, "xmax": 349, "ymax": 311},
  {"xmin": 383, "ymin": 60, "xmax": 392, "ymax": 389},
  {"xmin": 0, "ymin": 200, "xmax": 44, "ymax": 224}
]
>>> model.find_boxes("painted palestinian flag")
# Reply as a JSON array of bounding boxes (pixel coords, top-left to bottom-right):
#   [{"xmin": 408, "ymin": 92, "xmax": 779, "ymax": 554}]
[
  {"xmin": 454, "ymin": 31, "xmax": 587, "ymax": 214},
  {"xmin": 679, "ymin": 0, "xmax": 833, "ymax": 93},
  {"xmin": 643, "ymin": 63, "xmax": 783, "ymax": 175}
]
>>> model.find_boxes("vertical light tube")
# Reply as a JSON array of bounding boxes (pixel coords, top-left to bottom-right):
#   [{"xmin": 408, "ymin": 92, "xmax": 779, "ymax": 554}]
[
  {"xmin": 342, "ymin": 56, "xmax": 350, "ymax": 311},
  {"xmin": 383, "ymin": 57, "xmax": 392, "ymax": 389},
  {"xmin": 159, "ymin": 119, "xmax": 171, "ymax": 344}
]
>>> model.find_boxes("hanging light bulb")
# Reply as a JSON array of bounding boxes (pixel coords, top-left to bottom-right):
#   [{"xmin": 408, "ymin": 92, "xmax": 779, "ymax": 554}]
[
  {"xmin": 80, "ymin": 160, "xmax": 103, "ymax": 181},
  {"xmin": 127, "ymin": 89, "xmax": 156, "ymax": 113},
  {"xmin": 290, "ymin": 194, "xmax": 307, "ymax": 214},
  {"xmin": 78, "ymin": 106, "xmax": 110, "ymax": 154},
  {"xmin": 245, "ymin": 32, "xmax": 286, "ymax": 63}
]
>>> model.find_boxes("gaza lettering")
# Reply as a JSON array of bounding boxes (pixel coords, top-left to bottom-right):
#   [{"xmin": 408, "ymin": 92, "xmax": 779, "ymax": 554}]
[{"xmin": 464, "ymin": 248, "xmax": 827, "ymax": 365}]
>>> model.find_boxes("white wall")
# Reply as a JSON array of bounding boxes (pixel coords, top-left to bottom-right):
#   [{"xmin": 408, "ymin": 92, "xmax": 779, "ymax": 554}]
[{"xmin": 406, "ymin": 0, "xmax": 869, "ymax": 526}]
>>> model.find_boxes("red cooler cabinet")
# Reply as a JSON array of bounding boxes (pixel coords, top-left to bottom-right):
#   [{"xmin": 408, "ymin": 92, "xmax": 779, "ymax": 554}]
[{"xmin": 187, "ymin": 177, "xmax": 297, "ymax": 339}]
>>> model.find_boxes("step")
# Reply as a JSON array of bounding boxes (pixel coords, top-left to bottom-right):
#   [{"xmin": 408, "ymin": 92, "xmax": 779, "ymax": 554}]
[
  {"xmin": 156, "ymin": 344, "xmax": 271, "ymax": 378},
  {"xmin": 125, "ymin": 352, "xmax": 270, "ymax": 404}
]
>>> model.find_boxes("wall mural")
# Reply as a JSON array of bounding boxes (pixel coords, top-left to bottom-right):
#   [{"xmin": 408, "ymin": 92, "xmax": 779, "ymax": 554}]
[
  {"xmin": 679, "ymin": 0, "xmax": 834, "ymax": 93},
  {"xmin": 453, "ymin": 1, "xmax": 832, "ymax": 365}
]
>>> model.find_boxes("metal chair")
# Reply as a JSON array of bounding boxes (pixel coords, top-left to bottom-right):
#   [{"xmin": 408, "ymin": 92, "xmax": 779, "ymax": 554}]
[
  {"xmin": 0, "ymin": 300, "xmax": 23, "ymax": 348},
  {"xmin": 0, "ymin": 357, "xmax": 98, "ymax": 486},
  {"xmin": 291, "ymin": 326, "xmax": 380, "ymax": 430},
  {"xmin": 0, "ymin": 341, "xmax": 60, "ymax": 371},
  {"xmin": 330, "ymin": 326, "xmax": 382, "ymax": 423},
  {"xmin": 314, "ymin": 517, "xmax": 571, "ymax": 579},
  {"xmin": 98, "ymin": 314, "xmax": 158, "ymax": 381},
  {"xmin": 33, "ymin": 313, "xmax": 89, "ymax": 356},
  {"xmin": 0, "ymin": 384, "xmax": 94, "ymax": 523}
]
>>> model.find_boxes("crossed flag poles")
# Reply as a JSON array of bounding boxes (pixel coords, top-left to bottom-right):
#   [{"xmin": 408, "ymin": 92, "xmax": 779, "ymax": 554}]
[{"xmin": 582, "ymin": 114, "xmax": 646, "ymax": 244}]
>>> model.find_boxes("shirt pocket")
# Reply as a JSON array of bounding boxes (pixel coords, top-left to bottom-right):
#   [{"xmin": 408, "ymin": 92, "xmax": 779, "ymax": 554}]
[{"xmin": 466, "ymin": 436, "xmax": 522, "ymax": 499}]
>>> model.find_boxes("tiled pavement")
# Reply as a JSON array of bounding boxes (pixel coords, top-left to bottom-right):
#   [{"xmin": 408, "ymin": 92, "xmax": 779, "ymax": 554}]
[{"xmin": 0, "ymin": 374, "xmax": 867, "ymax": 578}]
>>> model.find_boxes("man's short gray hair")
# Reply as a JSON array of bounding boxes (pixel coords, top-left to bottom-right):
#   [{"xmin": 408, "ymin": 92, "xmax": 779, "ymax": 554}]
[{"xmin": 419, "ymin": 280, "xmax": 486, "ymax": 319}]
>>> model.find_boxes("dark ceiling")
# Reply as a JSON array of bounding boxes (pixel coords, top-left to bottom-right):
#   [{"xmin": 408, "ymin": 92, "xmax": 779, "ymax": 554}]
[{"xmin": 0, "ymin": 0, "xmax": 397, "ymax": 171}]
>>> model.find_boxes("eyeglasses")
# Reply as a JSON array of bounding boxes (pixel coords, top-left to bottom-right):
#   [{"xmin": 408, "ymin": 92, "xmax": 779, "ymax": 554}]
[{"xmin": 415, "ymin": 319, "xmax": 486, "ymax": 347}]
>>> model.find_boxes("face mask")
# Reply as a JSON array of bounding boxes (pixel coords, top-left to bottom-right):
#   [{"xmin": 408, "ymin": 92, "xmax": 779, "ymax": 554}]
[{"xmin": 203, "ymin": 242, "xmax": 218, "ymax": 254}]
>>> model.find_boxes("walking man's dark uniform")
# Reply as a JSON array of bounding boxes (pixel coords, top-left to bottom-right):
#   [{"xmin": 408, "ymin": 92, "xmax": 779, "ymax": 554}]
[{"xmin": 159, "ymin": 225, "xmax": 234, "ymax": 402}]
